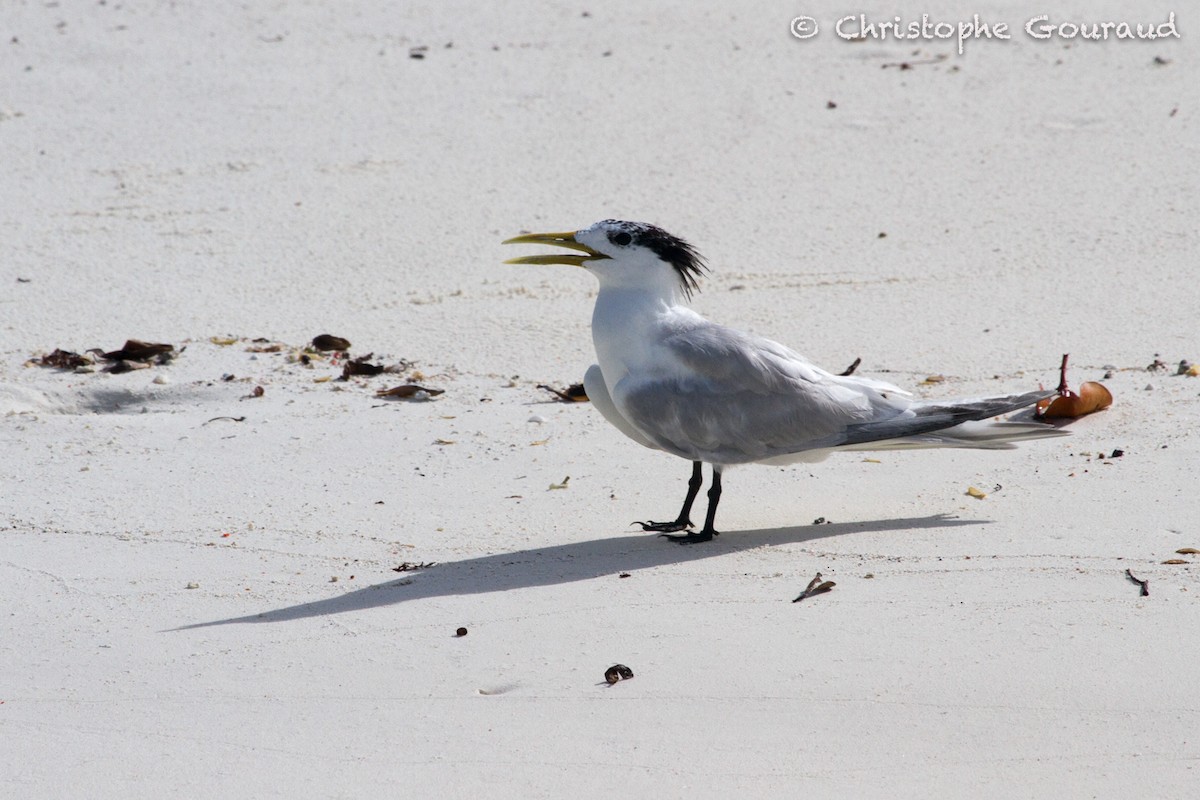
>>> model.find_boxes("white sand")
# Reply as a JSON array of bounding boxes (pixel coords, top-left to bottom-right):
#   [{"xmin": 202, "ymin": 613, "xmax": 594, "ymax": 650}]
[{"xmin": 3, "ymin": 1, "xmax": 1198, "ymax": 796}]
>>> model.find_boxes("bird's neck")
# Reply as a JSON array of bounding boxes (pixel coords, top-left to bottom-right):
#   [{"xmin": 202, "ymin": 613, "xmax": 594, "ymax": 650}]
[{"xmin": 591, "ymin": 285, "xmax": 687, "ymax": 387}]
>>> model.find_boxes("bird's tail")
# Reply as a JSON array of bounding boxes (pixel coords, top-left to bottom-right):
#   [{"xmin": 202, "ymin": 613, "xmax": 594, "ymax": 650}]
[{"xmin": 839, "ymin": 390, "xmax": 1067, "ymax": 451}]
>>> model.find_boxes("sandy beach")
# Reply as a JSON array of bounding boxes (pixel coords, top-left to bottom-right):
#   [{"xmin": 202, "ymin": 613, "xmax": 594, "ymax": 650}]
[{"xmin": 3, "ymin": 1, "xmax": 1198, "ymax": 796}]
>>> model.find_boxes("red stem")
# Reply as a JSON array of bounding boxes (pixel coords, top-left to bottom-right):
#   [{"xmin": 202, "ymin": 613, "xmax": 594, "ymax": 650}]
[{"xmin": 1056, "ymin": 353, "xmax": 1071, "ymax": 395}]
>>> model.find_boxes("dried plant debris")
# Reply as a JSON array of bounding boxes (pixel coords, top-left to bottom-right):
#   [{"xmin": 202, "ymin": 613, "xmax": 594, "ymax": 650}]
[
  {"xmin": 392, "ymin": 561, "xmax": 436, "ymax": 572},
  {"xmin": 965, "ymin": 486, "xmax": 988, "ymax": 500},
  {"xmin": 604, "ymin": 664, "xmax": 634, "ymax": 685},
  {"xmin": 312, "ymin": 334, "xmax": 351, "ymax": 352},
  {"xmin": 1125, "ymin": 569, "xmax": 1149, "ymax": 597},
  {"xmin": 1162, "ymin": 559, "xmax": 1190, "ymax": 565},
  {"xmin": 838, "ymin": 357, "xmax": 862, "ymax": 377},
  {"xmin": 538, "ymin": 383, "xmax": 589, "ymax": 402},
  {"xmin": 102, "ymin": 339, "xmax": 175, "ymax": 363},
  {"xmin": 33, "ymin": 349, "xmax": 93, "ymax": 369},
  {"xmin": 793, "ymin": 572, "xmax": 836, "ymax": 603},
  {"xmin": 376, "ymin": 384, "xmax": 444, "ymax": 400},
  {"xmin": 341, "ymin": 354, "xmax": 386, "ymax": 380},
  {"xmin": 1036, "ymin": 354, "xmax": 1112, "ymax": 419},
  {"xmin": 1176, "ymin": 548, "xmax": 1199, "ymax": 555}
]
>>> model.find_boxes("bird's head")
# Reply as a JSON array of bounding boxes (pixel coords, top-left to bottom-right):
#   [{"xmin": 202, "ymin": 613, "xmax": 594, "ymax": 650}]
[{"xmin": 503, "ymin": 219, "xmax": 707, "ymax": 299}]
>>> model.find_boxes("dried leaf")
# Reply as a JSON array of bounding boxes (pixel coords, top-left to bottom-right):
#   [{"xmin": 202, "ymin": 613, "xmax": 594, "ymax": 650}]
[
  {"xmin": 35, "ymin": 349, "xmax": 93, "ymax": 369},
  {"xmin": 1036, "ymin": 354, "xmax": 1113, "ymax": 419},
  {"xmin": 341, "ymin": 354, "xmax": 385, "ymax": 379},
  {"xmin": 102, "ymin": 339, "xmax": 174, "ymax": 362},
  {"xmin": 312, "ymin": 334, "xmax": 351, "ymax": 351},
  {"xmin": 1162, "ymin": 559, "xmax": 1190, "ymax": 565},
  {"xmin": 793, "ymin": 571, "xmax": 836, "ymax": 602},
  {"xmin": 376, "ymin": 384, "xmax": 445, "ymax": 399},
  {"xmin": 966, "ymin": 486, "xmax": 987, "ymax": 499},
  {"xmin": 1176, "ymin": 548, "xmax": 1199, "ymax": 555}
]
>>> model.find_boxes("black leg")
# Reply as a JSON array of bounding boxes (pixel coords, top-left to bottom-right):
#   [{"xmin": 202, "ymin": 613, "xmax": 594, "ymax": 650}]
[
  {"xmin": 663, "ymin": 467, "xmax": 722, "ymax": 544},
  {"xmin": 635, "ymin": 461, "xmax": 703, "ymax": 533}
]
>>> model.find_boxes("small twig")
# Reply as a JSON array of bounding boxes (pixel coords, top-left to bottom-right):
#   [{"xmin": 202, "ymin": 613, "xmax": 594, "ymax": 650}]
[
  {"xmin": 882, "ymin": 55, "xmax": 948, "ymax": 70},
  {"xmin": 204, "ymin": 416, "xmax": 246, "ymax": 425},
  {"xmin": 1125, "ymin": 568, "xmax": 1149, "ymax": 597},
  {"xmin": 537, "ymin": 383, "xmax": 588, "ymax": 402},
  {"xmin": 839, "ymin": 357, "xmax": 862, "ymax": 377}
]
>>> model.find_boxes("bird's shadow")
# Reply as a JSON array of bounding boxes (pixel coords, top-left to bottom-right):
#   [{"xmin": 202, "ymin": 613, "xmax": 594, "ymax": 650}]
[{"xmin": 170, "ymin": 514, "xmax": 982, "ymax": 630}]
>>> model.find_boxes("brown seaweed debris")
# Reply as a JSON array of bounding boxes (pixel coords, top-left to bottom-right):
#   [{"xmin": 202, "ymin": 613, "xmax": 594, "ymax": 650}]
[
  {"xmin": 376, "ymin": 384, "xmax": 444, "ymax": 400},
  {"xmin": 312, "ymin": 334, "xmax": 351, "ymax": 351},
  {"xmin": 340, "ymin": 354, "xmax": 386, "ymax": 380},
  {"xmin": 34, "ymin": 349, "xmax": 93, "ymax": 369},
  {"xmin": 1035, "ymin": 354, "xmax": 1112, "ymax": 419},
  {"xmin": 793, "ymin": 572, "xmax": 836, "ymax": 603},
  {"xmin": 101, "ymin": 339, "xmax": 175, "ymax": 363}
]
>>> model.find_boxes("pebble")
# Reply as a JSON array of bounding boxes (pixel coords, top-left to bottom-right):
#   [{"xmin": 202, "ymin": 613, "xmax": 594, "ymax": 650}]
[{"xmin": 152, "ymin": 374, "xmax": 170, "ymax": 385}]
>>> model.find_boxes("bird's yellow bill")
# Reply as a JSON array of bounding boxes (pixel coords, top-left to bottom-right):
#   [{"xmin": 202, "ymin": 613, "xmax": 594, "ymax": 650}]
[{"xmin": 502, "ymin": 231, "xmax": 608, "ymax": 267}]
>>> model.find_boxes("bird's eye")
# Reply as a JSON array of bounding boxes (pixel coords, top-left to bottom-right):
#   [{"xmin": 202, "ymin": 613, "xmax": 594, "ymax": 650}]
[{"xmin": 610, "ymin": 231, "xmax": 632, "ymax": 247}]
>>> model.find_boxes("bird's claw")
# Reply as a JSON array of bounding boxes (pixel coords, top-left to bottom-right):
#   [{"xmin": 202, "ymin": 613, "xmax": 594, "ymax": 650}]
[
  {"xmin": 634, "ymin": 519, "xmax": 693, "ymax": 533},
  {"xmin": 662, "ymin": 530, "xmax": 718, "ymax": 544}
]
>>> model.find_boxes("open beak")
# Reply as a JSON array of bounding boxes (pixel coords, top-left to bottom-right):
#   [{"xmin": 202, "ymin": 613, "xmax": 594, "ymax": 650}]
[{"xmin": 502, "ymin": 231, "xmax": 609, "ymax": 267}]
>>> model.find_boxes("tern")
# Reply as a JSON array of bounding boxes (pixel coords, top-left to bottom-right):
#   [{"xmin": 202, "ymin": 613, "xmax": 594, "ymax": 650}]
[{"xmin": 504, "ymin": 220, "xmax": 1064, "ymax": 544}]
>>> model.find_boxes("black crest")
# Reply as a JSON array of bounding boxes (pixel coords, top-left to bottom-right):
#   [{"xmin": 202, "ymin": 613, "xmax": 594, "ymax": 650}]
[{"xmin": 601, "ymin": 220, "xmax": 708, "ymax": 298}]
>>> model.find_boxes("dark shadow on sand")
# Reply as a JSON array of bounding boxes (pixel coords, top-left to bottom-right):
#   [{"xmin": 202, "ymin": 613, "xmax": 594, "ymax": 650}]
[{"xmin": 171, "ymin": 514, "xmax": 983, "ymax": 630}]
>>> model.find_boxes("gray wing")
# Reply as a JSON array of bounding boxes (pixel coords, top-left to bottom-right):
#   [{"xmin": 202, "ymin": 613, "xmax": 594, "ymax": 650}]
[
  {"xmin": 583, "ymin": 364, "xmax": 660, "ymax": 450},
  {"xmin": 612, "ymin": 321, "xmax": 913, "ymax": 464}
]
